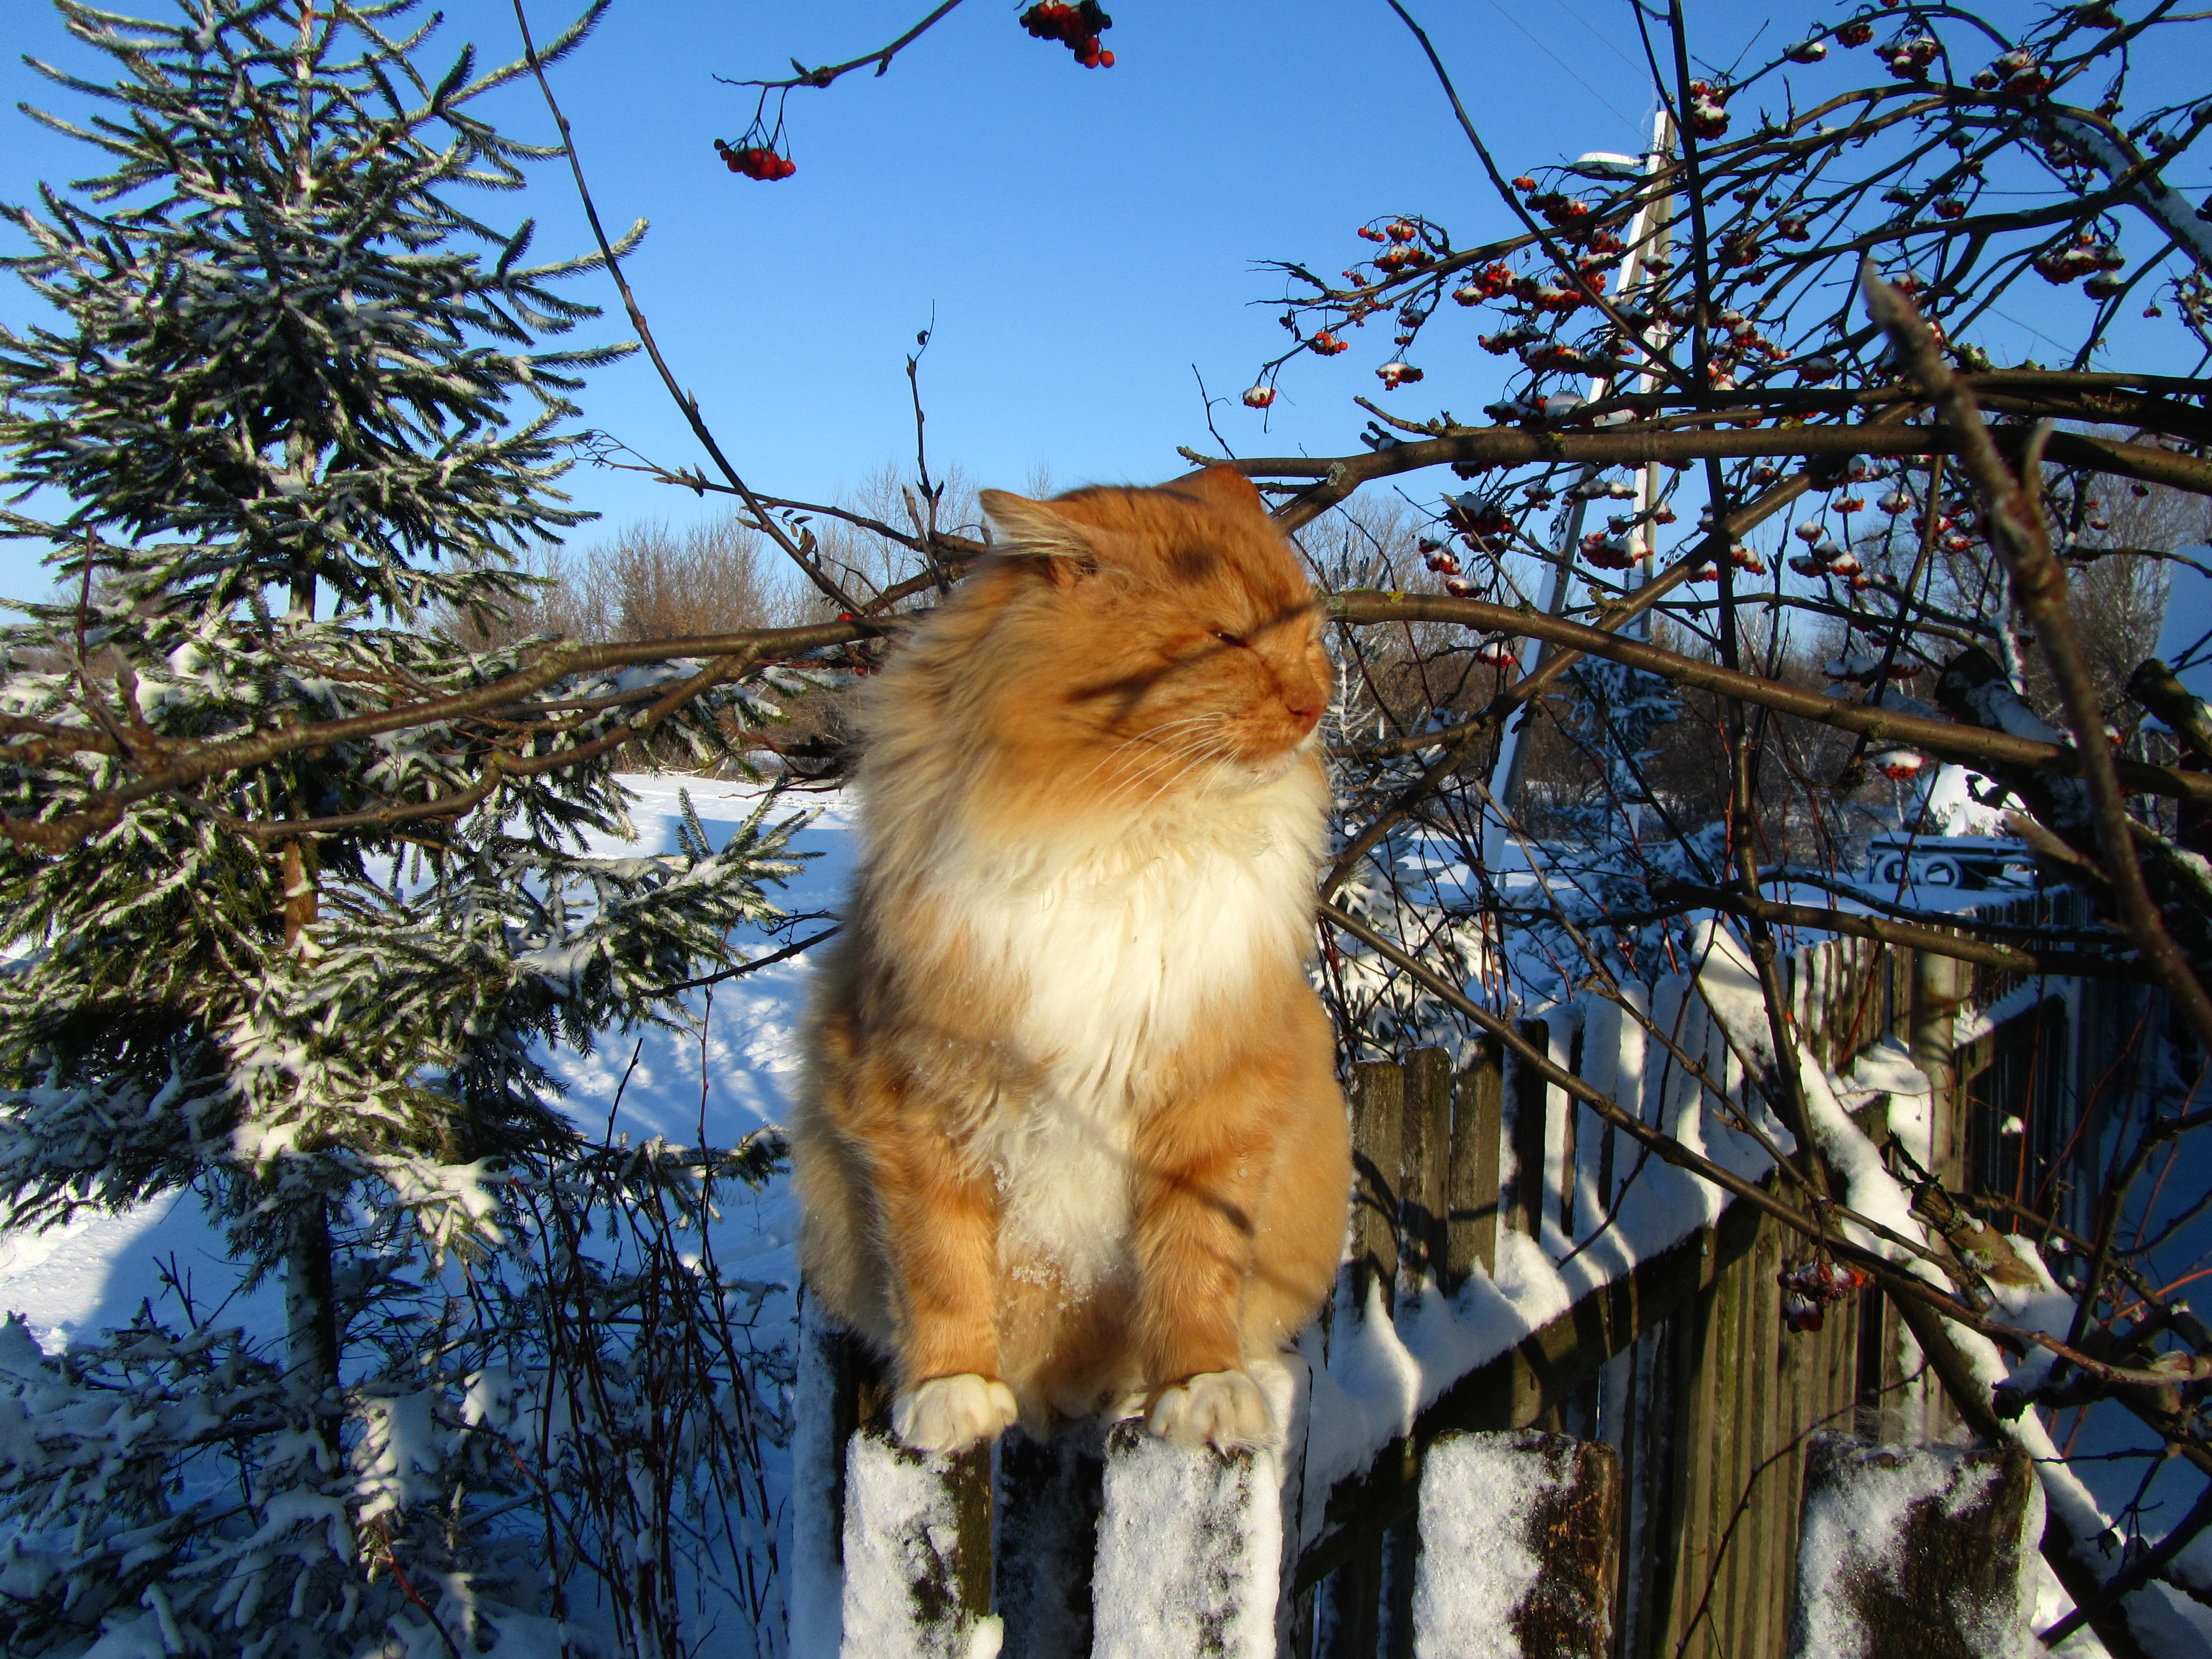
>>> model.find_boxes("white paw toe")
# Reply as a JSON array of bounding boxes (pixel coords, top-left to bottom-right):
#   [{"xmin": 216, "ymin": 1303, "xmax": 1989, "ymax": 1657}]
[
  {"xmin": 891, "ymin": 1374, "xmax": 1018, "ymax": 1454},
  {"xmin": 1147, "ymin": 1369, "xmax": 1272, "ymax": 1450}
]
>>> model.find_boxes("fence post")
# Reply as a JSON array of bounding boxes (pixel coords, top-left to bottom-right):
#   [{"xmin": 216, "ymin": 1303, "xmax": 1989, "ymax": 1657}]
[
  {"xmin": 838, "ymin": 1426, "xmax": 994, "ymax": 1658},
  {"xmin": 996, "ymin": 1423, "xmax": 1105, "ymax": 1658},
  {"xmin": 789, "ymin": 1298, "xmax": 853, "ymax": 1659},
  {"xmin": 836, "ymin": 1351, "xmax": 995, "ymax": 1659},
  {"xmin": 1093, "ymin": 1418, "xmax": 1284, "ymax": 1658},
  {"xmin": 1506, "ymin": 1019, "xmax": 1552, "ymax": 1241},
  {"xmin": 1380, "ymin": 1053, "xmax": 1451, "ymax": 1659},
  {"xmin": 1911, "ymin": 946, "xmax": 1968, "ymax": 1189},
  {"xmin": 1409, "ymin": 1431, "xmax": 1620, "ymax": 1658},
  {"xmin": 1790, "ymin": 1435, "xmax": 2040, "ymax": 1658},
  {"xmin": 1399, "ymin": 1048, "xmax": 1453, "ymax": 1301},
  {"xmin": 1328, "ymin": 1059, "xmax": 1409, "ymax": 1656}
]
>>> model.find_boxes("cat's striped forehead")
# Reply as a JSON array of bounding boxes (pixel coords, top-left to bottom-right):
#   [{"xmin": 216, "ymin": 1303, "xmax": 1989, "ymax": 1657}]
[{"xmin": 985, "ymin": 466, "xmax": 1313, "ymax": 614}]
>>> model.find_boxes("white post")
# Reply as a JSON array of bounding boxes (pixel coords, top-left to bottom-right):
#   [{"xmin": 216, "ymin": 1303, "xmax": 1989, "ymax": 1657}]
[{"xmin": 1480, "ymin": 107, "xmax": 1678, "ymax": 876}]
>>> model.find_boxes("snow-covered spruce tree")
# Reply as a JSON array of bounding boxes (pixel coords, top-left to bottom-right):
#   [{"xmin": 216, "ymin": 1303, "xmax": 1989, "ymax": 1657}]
[{"xmin": 0, "ymin": 2, "xmax": 806, "ymax": 1651}]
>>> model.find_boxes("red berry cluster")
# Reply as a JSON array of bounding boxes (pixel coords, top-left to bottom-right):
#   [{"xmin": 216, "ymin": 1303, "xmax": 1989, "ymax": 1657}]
[
  {"xmin": 1443, "ymin": 497, "xmax": 1512, "ymax": 542},
  {"xmin": 1884, "ymin": 34, "xmax": 1940, "ymax": 79},
  {"xmin": 1021, "ymin": 2, "xmax": 1115, "ymax": 67},
  {"xmin": 1836, "ymin": 19, "xmax": 1875, "ymax": 46},
  {"xmin": 714, "ymin": 139, "xmax": 795, "ymax": 180},
  {"xmin": 1718, "ymin": 230, "xmax": 1762, "ymax": 269},
  {"xmin": 1418, "ymin": 538, "xmax": 1478, "ymax": 597},
  {"xmin": 1524, "ymin": 342, "xmax": 1591, "ymax": 373},
  {"xmin": 1975, "ymin": 48, "xmax": 2049, "ymax": 92},
  {"xmin": 1580, "ymin": 530, "xmax": 1637, "ymax": 570},
  {"xmin": 1789, "ymin": 528, "xmax": 1865, "ymax": 583},
  {"xmin": 1687, "ymin": 79, "xmax": 1730, "ymax": 139},
  {"xmin": 1777, "ymin": 1260, "xmax": 1869, "ymax": 1333},
  {"xmin": 1452, "ymin": 263, "xmax": 1517, "ymax": 306},
  {"xmin": 2032, "ymin": 235, "xmax": 2124, "ymax": 286}
]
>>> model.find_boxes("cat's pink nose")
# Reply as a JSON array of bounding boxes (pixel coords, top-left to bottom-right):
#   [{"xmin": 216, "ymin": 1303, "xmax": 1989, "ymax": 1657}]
[{"xmin": 1287, "ymin": 700, "xmax": 1322, "ymax": 734}]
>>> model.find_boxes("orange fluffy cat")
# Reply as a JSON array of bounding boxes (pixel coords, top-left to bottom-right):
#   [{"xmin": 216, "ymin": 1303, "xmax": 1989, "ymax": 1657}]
[{"xmin": 792, "ymin": 465, "xmax": 1350, "ymax": 1455}]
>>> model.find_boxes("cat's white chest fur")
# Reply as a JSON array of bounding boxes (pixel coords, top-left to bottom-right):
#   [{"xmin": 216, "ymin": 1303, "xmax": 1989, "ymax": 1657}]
[{"xmin": 927, "ymin": 767, "xmax": 1325, "ymax": 1294}]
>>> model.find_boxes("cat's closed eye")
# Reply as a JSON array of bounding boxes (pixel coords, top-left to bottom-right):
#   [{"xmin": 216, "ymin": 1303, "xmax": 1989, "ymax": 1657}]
[{"xmin": 1210, "ymin": 629, "xmax": 1247, "ymax": 648}]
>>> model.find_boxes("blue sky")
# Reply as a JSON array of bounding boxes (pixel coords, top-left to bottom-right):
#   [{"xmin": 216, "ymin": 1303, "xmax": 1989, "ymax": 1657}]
[{"xmin": 2, "ymin": 0, "xmax": 2205, "ymax": 617}]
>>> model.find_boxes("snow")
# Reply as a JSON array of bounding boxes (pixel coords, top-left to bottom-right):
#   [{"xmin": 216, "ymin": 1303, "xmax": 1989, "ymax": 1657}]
[
  {"xmin": 787, "ymin": 1299, "xmax": 848, "ymax": 1659},
  {"xmin": 1092, "ymin": 1362, "xmax": 1294, "ymax": 1659},
  {"xmin": 1409, "ymin": 1432, "xmax": 1582, "ymax": 1658},
  {"xmin": 0, "ymin": 773, "xmax": 839, "ymax": 1354},
  {"xmin": 1792, "ymin": 1437, "xmax": 2040, "ymax": 1659},
  {"xmin": 0, "ymin": 1190, "xmax": 274, "ymax": 1356},
  {"xmin": 838, "ymin": 1428, "xmax": 998, "ymax": 1659}
]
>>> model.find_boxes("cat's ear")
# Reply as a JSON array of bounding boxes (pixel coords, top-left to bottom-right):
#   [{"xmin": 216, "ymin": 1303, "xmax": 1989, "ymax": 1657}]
[
  {"xmin": 1166, "ymin": 464, "xmax": 1268, "ymax": 518},
  {"xmin": 979, "ymin": 490, "xmax": 1099, "ymax": 584}
]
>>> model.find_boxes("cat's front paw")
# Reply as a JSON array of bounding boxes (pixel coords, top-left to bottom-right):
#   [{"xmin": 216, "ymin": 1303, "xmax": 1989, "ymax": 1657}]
[
  {"xmin": 1147, "ymin": 1369, "xmax": 1273, "ymax": 1450},
  {"xmin": 891, "ymin": 1374, "xmax": 1018, "ymax": 1454}
]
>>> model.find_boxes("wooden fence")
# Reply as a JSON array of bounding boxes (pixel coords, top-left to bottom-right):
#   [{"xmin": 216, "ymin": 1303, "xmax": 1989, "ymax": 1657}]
[{"xmin": 785, "ymin": 905, "xmax": 2149, "ymax": 1657}]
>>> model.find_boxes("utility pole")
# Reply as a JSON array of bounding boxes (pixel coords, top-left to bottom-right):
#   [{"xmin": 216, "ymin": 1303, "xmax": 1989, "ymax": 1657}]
[{"xmin": 1481, "ymin": 108, "xmax": 1677, "ymax": 876}]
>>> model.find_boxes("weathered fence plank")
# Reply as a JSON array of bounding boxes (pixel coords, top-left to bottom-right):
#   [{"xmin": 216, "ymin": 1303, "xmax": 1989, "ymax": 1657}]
[
  {"xmin": 1790, "ymin": 1436, "xmax": 2041, "ymax": 1659},
  {"xmin": 1506, "ymin": 1019, "xmax": 1551, "ymax": 1243},
  {"xmin": 1400, "ymin": 1047, "xmax": 1453, "ymax": 1300},
  {"xmin": 1444, "ymin": 1036, "xmax": 1503, "ymax": 1290},
  {"xmin": 1350, "ymin": 1060, "xmax": 1407, "ymax": 1316}
]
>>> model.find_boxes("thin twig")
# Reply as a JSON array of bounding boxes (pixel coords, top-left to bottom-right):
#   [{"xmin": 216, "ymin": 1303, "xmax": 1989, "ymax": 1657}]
[
  {"xmin": 512, "ymin": 0, "xmax": 863, "ymax": 612},
  {"xmin": 720, "ymin": 0, "xmax": 969, "ymax": 90}
]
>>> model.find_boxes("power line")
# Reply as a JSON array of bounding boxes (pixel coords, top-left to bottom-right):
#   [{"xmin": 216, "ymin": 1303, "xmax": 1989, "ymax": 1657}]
[{"xmin": 1476, "ymin": 0, "xmax": 1648, "ymax": 139}]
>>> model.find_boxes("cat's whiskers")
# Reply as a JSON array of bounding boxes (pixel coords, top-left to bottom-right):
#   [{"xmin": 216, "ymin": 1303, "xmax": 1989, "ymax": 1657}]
[
  {"xmin": 1055, "ymin": 713, "xmax": 1227, "ymax": 799},
  {"xmin": 1125, "ymin": 728, "xmax": 1289, "ymax": 817},
  {"xmin": 1105, "ymin": 722, "xmax": 1241, "ymax": 809},
  {"xmin": 1078, "ymin": 715, "xmax": 1235, "ymax": 803}
]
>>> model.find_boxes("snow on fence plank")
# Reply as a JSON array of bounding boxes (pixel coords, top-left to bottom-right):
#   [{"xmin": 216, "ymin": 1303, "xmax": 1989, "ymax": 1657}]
[
  {"xmin": 839, "ymin": 1422, "xmax": 996, "ymax": 1659},
  {"xmin": 1409, "ymin": 1430, "xmax": 1620, "ymax": 1659},
  {"xmin": 1092, "ymin": 1415, "xmax": 1286, "ymax": 1659},
  {"xmin": 1790, "ymin": 1433, "xmax": 2041, "ymax": 1658}
]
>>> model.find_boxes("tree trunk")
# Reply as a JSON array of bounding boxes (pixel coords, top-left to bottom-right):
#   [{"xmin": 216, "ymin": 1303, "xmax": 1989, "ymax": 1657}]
[{"xmin": 286, "ymin": 1195, "xmax": 343, "ymax": 1455}]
